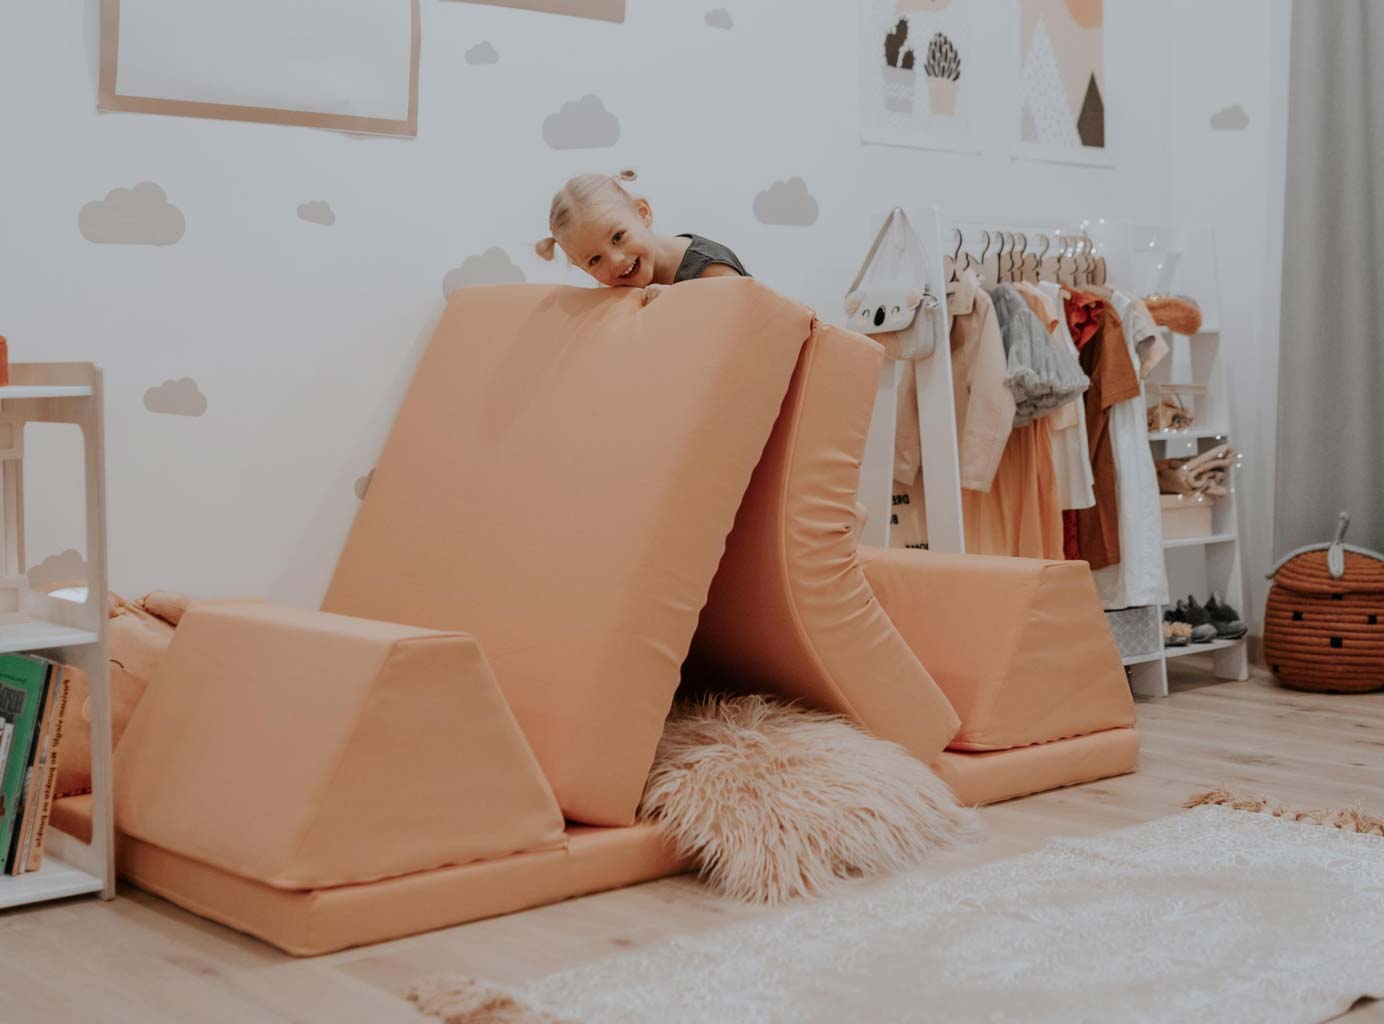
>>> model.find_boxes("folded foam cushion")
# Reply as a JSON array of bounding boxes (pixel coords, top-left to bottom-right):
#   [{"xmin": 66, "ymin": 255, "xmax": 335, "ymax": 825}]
[
  {"xmin": 114, "ymin": 601, "xmax": 567, "ymax": 889},
  {"xmin": 56, "ymin": 592, "xmax": 183, "ymax": 799},
  {"xmin": 686, "ymin": 323, "xmax": 961, "ymax": 765},
  {"xmin": 859, "ymin": 549, "xmax": 1135, "ymax": 750},
  {"xmin": 324, "ymin": 281, "xmax": 815, "ymax": 826}
]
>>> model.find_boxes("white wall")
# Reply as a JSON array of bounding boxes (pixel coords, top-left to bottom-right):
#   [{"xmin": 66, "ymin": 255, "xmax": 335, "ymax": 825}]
[
  {"xmin": 1163, "ymin": 0, "xmax": 1292, "ymax": 630},
  {"xmin": 2, "ymin": 0, "xmax": 1286, "ymax": 612}
]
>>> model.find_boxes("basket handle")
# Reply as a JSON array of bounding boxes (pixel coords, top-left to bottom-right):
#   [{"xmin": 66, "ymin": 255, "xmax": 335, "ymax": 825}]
[{"xmin": 1328, "ymin": 511, "xmax": 1350, "ymax": 579}]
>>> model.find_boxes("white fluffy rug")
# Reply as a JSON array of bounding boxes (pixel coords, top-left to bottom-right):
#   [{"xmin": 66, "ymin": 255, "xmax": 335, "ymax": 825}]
[{"xmin": 418, "ymin": 807, "xmax": 1384, "ymax": 1024}]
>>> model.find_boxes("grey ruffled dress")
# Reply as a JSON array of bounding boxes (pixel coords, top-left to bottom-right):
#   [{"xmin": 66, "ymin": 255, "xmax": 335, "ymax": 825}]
[{"xmin": 989, "ymin": 284, "xmax": 1090, "ymax": 426}]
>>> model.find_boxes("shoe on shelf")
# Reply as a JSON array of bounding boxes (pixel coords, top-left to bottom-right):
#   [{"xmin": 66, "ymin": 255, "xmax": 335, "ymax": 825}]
[
  {"xmin": 1205, "ymin": 593, "xmax": 1248, "ymax": 640},
  {"xmin": 1162, "ymin": 620, "xmax": 1192, "ymax": 647},
  {"xmin": 1169, "ymin": 598, "xmax": 1219, "ymax": 643}
]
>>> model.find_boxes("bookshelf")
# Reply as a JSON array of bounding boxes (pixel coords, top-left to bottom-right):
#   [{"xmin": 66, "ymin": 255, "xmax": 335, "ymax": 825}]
[
  {"xmin": 1116, "ymin": 227, "xmax": 1250, "ymax": 697},
  {"xmin": 0, "ymin": 364, "xmax": 114, "ymax": 907}
]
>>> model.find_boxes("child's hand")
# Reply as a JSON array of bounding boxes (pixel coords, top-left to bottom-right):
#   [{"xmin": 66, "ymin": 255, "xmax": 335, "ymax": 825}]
[{"xmin": 640, "ymin": 284, "xmax": 666, "ymax": 307}]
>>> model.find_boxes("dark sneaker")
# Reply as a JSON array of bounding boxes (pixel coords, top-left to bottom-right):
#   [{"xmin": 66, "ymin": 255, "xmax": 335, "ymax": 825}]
[
  {"xmin": 1205, "ymin": 594, "xmax": 1248, "ymax": 640},
  {"xmin": 1179, "ymin": 597, "xmax": 1220, "ymax": 643}
]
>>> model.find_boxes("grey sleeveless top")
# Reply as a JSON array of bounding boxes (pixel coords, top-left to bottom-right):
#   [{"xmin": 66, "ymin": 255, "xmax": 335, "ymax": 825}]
[{"xmin": 674, "ymin": 234, "xmax": 750, "ymax": 282}]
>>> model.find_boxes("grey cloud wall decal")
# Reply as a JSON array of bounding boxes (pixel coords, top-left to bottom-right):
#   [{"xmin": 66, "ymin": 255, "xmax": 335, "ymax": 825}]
[
  {"xmin": 542, "ymin": 95, "xmax": 620, "ymax": 149},
  {"xmin": 27, "ymin": 549, "xmax": 87, "ymax": 591},
  {"xmin": 1210, "ymin": 104, "xmax": 1250, "ymax": 131},
  {"xmin": 753, "ymin": 177, "xmax": 819, "ymax": 226},
  {"xmin": 297, "ymin": 200, "xmax": 336, "ymax": 226},
  {"xmin": 442, "ymin": 247, "xmax": 527, "ymax": 296},
  {"xmin": 145, "ymin": 378, "xmax": 208, "ymax": 416},
  {"xmin": 705, "ymin": 8, "xmax": 732, "ymax": 28},
  {"xmin": 466, "ymin": 41, "xmax": 500, "ymax": 64},
  {"xmin": 79, "ymin": 182, "xmax": 186, "ymax": 245},
  {"xmin": 355, "ymin": 469, "xmax": 375, "ymax": 500}
]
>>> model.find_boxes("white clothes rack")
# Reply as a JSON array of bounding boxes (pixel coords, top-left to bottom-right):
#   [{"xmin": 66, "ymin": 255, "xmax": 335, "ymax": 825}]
[{"xmin": 856, "ymin": 216, "xmax": 1250, "ymax": 699}]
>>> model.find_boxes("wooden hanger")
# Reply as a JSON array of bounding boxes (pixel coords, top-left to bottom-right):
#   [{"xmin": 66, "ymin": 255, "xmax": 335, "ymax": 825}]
[
  {"xmin": 1037, "ymin": 235, "xmax": 1058, "ymax": 284},
  {"xmin": 945, "ymin": 227, "xmax": 964, "ymax": 283},
  {"xmin": 1088, "ymin": 232, "xmax": 1109, "ymax": 285},
  {"xmin": 1057, "ymin": 235, "xmax": 1077, "ymax": 288},
  {"xmin": 977, "ymin": 230, "xmax": 998, "ymax": 288},
  {"xmin": 1018, "ymin": 233, "xmax": 1037, "ymax": 284}
]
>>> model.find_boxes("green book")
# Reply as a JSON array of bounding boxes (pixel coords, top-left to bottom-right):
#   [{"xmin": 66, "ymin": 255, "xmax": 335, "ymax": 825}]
[{"xmin": 0, "ymin": 654, "xmax": 51, "ymax": 869}]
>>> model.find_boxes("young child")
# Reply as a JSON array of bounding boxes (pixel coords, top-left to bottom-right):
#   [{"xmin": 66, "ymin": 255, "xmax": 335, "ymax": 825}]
[{"xmin": 535, "ymin": 169, "xmax": 748, "ymax": 305}]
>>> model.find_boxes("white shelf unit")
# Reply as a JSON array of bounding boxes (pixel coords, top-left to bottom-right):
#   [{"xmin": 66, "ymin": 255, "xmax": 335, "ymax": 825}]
[
  {"xmin": 1112, "ymin": 226, "xmax": 1249, "ymax": 697},
  {"xmin": 0, "ymin": 364, "xmax": 114, "ymax": 908}
]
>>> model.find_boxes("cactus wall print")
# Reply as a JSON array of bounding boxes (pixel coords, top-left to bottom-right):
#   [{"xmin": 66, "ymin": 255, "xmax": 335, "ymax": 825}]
[
  {"xmin": 881, "ymin": 19, "xmax": 917, "ymax": 113},
  {"xmin": 1017, "ymin": 0, "xmax": 1107, "ymax": 164},
  {"xmin": 860, "ymin": 0, "xmax": 977, "ymax": 152},
  {"xmin": 924, "ymin": 32, "xmax": 961, "ymax": 116}
]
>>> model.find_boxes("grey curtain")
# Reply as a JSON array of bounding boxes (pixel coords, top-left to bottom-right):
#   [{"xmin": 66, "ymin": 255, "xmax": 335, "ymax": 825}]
[{"xmin": 1276, "ymin": 0, "xmax": 1384, "ymax": 554}]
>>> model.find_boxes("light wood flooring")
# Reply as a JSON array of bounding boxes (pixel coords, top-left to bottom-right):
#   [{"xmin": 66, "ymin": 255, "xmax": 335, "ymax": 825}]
[{"xmin": 2, "ymin": 658, "xmax": 1381, "ymax": 1023}]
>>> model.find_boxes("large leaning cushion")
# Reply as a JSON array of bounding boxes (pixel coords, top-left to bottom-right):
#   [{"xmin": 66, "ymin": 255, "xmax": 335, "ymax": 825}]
[
  {"xmin": 114, "ymin": 602, "xmax": 568, "ymax": 889},
  {"xmin": 323, "ymin": 281, "xmax": 815, "ymax": 826},
  {"xmin": 687, "ymin": 322, "xmax": 961, "ymax": 765}
]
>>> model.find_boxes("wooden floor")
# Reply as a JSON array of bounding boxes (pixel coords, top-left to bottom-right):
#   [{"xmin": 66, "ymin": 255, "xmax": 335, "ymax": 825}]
[{"xmin": 2, "ymin": 659, "xmax": 1381, "ymax": 1023}]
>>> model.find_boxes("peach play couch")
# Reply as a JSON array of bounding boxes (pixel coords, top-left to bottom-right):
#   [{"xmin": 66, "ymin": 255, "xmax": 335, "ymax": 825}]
[{"xmin": 52, "ymin": 280, "xmax": 1136, "ymax": 955}]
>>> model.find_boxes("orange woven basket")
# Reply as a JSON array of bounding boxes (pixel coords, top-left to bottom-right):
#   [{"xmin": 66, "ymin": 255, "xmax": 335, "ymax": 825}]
[{"xmin": 1263, "ymin": 513, "xmax": 1384, "ymax": 693}]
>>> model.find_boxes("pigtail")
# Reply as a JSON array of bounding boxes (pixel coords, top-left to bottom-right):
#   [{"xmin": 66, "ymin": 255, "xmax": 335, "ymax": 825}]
[
  {"xmin": 615, "ymin": 168, "xmax": 638, "ymax": 183},
  {"xmin": 535, "ymin": 236, "xmax": 558, "ymax": 261}
]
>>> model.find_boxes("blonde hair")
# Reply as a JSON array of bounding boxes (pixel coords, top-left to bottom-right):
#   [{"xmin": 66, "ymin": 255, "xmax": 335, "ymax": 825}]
[{"xmin": 535, "ymin": 168, "xmax": 639, "ymax": 261}]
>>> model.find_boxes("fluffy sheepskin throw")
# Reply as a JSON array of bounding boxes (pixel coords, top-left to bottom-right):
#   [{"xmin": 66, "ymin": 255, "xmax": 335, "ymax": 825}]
[{"xmin": 637, "ymin": 695, "xmax": 981, "ymax": 903}]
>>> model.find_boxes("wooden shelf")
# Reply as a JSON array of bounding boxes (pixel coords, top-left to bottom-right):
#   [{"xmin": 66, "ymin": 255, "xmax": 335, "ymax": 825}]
[
  {"xmin": 0, "ymin": 855, "xmax": 105, "ymax": 910},
  {"xmin": 1122, "ymin": 650, "xmax": 1165, "ymax": 667},
  {"xmin": 0, "ymin": 619, "xmax": 99, "ymax": 655},
  {"xmin": 1164, "ymin": 636, "xmax": 1245, "ymax": 660},
  {"xmin": 1163, "ymin": 532, "xmax": 1236, "ymax": 549},
  {"xmin": 0, "ymin": 385, "xmax": 94, "ymax": 400},
  {"xmin": 0, "ymin": 362, "xmax": 114, "ymax": 909},
  {"xmin": 1147, "ymin": 428, "xmax": 1229, "ymax": 442}
]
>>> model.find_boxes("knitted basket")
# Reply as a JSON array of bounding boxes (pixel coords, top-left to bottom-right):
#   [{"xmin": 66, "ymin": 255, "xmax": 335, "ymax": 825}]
[{"xmin": 1263, "ymin": 513, "xmax": 1384, "ymax": 693}]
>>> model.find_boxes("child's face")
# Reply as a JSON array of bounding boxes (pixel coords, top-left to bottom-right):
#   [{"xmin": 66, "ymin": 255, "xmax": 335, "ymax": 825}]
[{"xmin": 562, "ymin": 197, "xmax": 658, "ymax": 289}]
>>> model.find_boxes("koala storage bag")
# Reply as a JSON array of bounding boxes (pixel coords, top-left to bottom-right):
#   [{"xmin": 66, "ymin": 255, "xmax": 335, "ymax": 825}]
[
  {"xmin": 1263, "ymin": 514, "xmax": 1384, "ymax": 693},
  {"xmin": 842, "ymin": 207, "xmax": 939, "ymax": 360}
]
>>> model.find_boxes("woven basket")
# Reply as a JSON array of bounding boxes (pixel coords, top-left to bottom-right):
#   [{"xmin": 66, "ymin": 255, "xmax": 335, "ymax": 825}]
[{"xmin": 1263, "ymin": 514, "xmax": 1384, "ymax": 693}]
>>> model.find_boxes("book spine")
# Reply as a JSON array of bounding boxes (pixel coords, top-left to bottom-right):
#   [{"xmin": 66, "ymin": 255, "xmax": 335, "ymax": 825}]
[
  {"xmin": 0, "ymin": 720, "xmax": 12, "ymax": 798},
  {"xmin": 0, "ymin": 655, "xmax": 51, "ymax": 871},
  {"xmin": 8, "ymin": 664, "xmax": 55, "ymax": 875},
  {"xmin": 24, "ymin": 666, "xmax": 72, "ymax": 873}
]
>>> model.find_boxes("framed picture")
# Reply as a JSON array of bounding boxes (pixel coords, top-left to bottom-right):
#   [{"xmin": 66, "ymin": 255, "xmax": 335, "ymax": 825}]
[
  {"xmin": 456, "ymin": 0, "xmax": 624, "ymax": 22},
  {"xmin": 1015, "ymin": 0, "xmax": 1110, "ymax": 166},
  {"xmin": 860, "ymin": 0, "xmax": 981, "ymax": 154},
  {"xmin": 99, "ymin": 0, "xmax": 421, "ymax": 137}
]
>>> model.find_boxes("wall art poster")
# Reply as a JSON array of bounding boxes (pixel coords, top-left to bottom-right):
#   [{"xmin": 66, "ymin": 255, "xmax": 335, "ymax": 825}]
[
  {"xmin": 100, "ymin": 0, "xmax": 420, "ymax": 136},
  {"xmin": 860, "ymin": 0, "xmax": 979, "ymax": 154},
  {"xmin": 1016, "ymin": 0, "xmax": 1108, "ymax": 164}
]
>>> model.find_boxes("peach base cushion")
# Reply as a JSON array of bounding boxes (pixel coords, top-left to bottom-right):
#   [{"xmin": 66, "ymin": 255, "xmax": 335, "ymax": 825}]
[
  {"xmin": 937, "ymin": 727, "xmax": 1140, "ymax": 806},
  {"xmin": 324, "ymin": 281, "xmax": 816, "ymax": 827},
  {"xmin": 687, "ymin": 322, "xmax": 961, "ymax": 765},
  {"xmin": 115, "ymin": 602, "xmax": 567, "ymax": 889},
  {"xmin": 859, "ymin": 548, "xmax": 1135, "ymax": 751},
  {"xmin": 50, "ymin": 794, "xmax": 686, "ymax": 957}
]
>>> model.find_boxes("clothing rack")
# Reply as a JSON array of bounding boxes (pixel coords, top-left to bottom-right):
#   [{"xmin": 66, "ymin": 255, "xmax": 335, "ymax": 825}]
[
  {"xmin": 860, "ymin": 212, "xmax": 1112, "ymax": 556},
  {"xmin": 857, "ymin": 215, "xmax": 1249, "ymax": 699}
]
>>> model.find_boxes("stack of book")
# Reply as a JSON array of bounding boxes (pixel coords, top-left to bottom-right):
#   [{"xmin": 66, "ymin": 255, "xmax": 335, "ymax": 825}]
[{"xmin": 0, "ymin": 653, "xmax": 74, "ymax": 876}]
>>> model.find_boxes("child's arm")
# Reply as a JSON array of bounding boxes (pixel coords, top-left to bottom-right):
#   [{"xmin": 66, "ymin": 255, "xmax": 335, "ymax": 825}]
[{"xmin": 641, "ymin": 263, "xmax": 742, "ymax": 305}]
